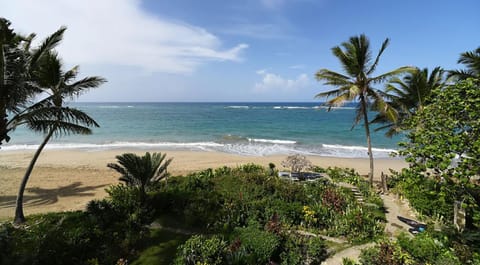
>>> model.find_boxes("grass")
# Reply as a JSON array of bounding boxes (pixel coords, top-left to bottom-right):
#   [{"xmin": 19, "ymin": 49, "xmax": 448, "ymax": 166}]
[{"xmin": 131, "ymin": 228, "xmax": 190, "ymax": 265}]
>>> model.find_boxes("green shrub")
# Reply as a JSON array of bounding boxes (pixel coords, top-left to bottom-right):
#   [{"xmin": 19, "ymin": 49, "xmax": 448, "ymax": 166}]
[
  {"xmin": 232, "ymin": 226, "xmax": 280, "ymax": 263},
  {"xmin": 174, "ymin": 234, "xmax": 228, "ymax": 265},
  {"xmin": 342, "ymin": 257, "xmax": 359, "ymax": 265},
  {"xmin": 326, "ymin": 167, "xmax": 361, "ymax": 185},
  {"xmin": 236, "ymin": 163, "xmax": 265, "ymax": 174},
  {"xmin": 397, "ymin": 232, "xmax": 444, "ymax": 263},
  {"xmin": 214, "ymin": 165, "xmax": 232, "ymax": 176},
  {"xmin": 0, "ymin": 212, "xmax": 126, "ymax": 265},
  {"xmin": 279, "ymin": 234, "xmax": 327, "ymax": 265},
  {"xmin": 306, "ymin": 236, "xmax": 328, "ymax": 263},
  {"xmin": 359, "ymin": 241, "xmax": 412, "ymax": 265}
]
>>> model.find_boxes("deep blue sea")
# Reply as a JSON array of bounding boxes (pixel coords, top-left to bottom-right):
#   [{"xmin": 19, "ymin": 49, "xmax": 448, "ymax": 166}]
[{"xmin": 2, "ymin": 102, "xmax": 404, "ymax": 158}]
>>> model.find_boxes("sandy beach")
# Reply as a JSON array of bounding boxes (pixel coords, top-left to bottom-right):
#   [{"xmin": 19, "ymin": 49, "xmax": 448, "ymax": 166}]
[{"xmin": 0, "ymin": 149, "xmax": 407, "ymax": 219}]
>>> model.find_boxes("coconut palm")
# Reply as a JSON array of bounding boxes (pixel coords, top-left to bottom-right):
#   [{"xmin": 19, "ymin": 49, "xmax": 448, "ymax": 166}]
[
  {"xmin": 107, "ymin": 152, "xmax": 173, "ymax": 204},
  {"xmin": 372, "ymin": 67, "xmax": 445, "ymax": 137},
  {"xmin": 13, "ymin": 51, "xmax": 106, "ymax": 224},
  {"xmin": 0, "ymin": 18, "xmax": 66, "ymax": 145},
  {"xmin": 0, "ymin": 18, "xmax": 31, "ymax": 145},
  {"xmin": 448, "ymin": 47, "xmax": 480, "ymax": 80},
  {"xmin": 315, "ymin": 34, "xmax": 413, "ymax": 184}
]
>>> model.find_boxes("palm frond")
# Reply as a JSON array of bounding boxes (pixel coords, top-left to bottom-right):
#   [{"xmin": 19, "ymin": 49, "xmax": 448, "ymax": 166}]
[
  {"xmin": 108, "ymin": 152, "xmax": 173, "ymax": 190},
  {"xmin": 370, "ymin": 89, "xmax": 398, "ymax": 123},
  {"xmin": 367, "ymin": 38, "xmax": 389, "ymax": 75},
  {"xmin": 29, "ymin": 26, "xmax": 66, "ymax": 69},
  {"xmin": 327, "ymin": 92, "xmax": 353, "ymax": 108},
  {"xmin": 370, "ymin": 66, "xmax": 415, "ymax": 83},
  {"xmin": 63, "ymin": 66, "xmax": 79, "ymax": 83},
  {"xmin": 315, "ymin": 69, "xmax": 352, "ymax": 85},
  {"xmin": 332, "ymin": 45, "xmax": 357, "ymax": 76},
  {"xmin": 64, "ymin": 76, "xmax": 107, "ymax": 97},
  {"xmin": 351, "ymin": 102, "xmax": 366, "ymax": 129},
  {"xmin": 26, "ymin": 120, "xmax": 92, "ymax": 135}
]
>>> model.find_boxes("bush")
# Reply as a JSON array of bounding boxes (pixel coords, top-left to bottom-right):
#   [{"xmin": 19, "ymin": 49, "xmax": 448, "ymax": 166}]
[
  {"xmin": 359, "ymin": 241, "xmax": 412, "ymax": 265},
  {"xmin": 173, "ymin": 235, "xmax": 228, "ymax": 265},
  {"xmin": 232, "ymin": 226, "xmax": 281, "ymax": 263},
  {"xmin": 0, "ymin": 212, "xmax": 125, "ymax": 265},
  {"xmin": 279, "ymin": 234, "xmax": 327, "ymax": 265}
]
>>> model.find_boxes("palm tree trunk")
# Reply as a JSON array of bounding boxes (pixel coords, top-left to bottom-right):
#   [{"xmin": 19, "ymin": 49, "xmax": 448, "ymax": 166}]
[
  {"xmin": 0, "ymin": 98, "xmax": 7, "ymax": 145},
  {"xmin": 360, "ymin": 95, "xmax": 375, "ymax": 186},
  {"xmin": 0, "ymin": 43, "xmax": 7, "ymax": 145},
  {"xmin": 14, "ymin": 128, "xmax": 55, "ymax": 224}
]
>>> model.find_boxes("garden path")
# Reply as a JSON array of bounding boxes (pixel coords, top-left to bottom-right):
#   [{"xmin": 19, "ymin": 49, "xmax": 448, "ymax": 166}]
[{"xmin": 321, "ymin": 182, "xmax": 417, "ymax": 264}]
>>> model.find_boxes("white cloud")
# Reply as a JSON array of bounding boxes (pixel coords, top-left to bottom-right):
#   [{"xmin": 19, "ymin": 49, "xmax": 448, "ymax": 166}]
[
  {"xmin": 2, "ymin": 0, "xmax": 248, "ymax": 73},
  {"xmin": 254, "ymin": 70, "xmax": 310, "ymax": 93}
]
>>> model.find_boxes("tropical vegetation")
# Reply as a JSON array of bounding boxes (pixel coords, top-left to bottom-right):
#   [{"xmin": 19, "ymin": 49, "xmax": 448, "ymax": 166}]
[
  {"xmin": 2, "ymin": 17, "xmax": 480, "ymax": 265},
  {"xmin": 372, "ymin": 66, "xmax": 445, "ymax": 137},
  {"xmin": 0, "ymin": 162, "xmax": 384, "ymax": 264},
  {"xmin": 108, "ymin": 152, "xmax": 172, "ymax": 204},
  {"xmin": 14, "ymin": 50, "xmax": 105, "ymax": 224},
  {"xmin": 315, "ymin": 34, "xmax": 413, "ymax": 185},
  {"xmin": 448, "ymin": 47, "xmax": 480, "ymax": 80}
]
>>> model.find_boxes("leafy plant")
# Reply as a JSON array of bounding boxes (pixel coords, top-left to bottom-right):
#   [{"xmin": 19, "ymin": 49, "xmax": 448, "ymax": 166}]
[
  {"xmin": 173, "ymin": 235, "xmax": 228, "ymax": 265},
  {"xmin": 108, "ymin": 152, "xmax": 172, "ymax": 204}
]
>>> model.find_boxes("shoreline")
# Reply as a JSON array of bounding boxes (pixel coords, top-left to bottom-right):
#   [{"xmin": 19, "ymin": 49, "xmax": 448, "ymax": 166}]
[{"xmin": 0, "ymin": 149, "xmax": 407, "ymax": 219}]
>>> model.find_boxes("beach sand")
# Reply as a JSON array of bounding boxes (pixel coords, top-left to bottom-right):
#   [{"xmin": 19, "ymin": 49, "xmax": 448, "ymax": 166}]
[{"xmin": 0, "ymin": 149, "xmax": 407, "ymax": 219}]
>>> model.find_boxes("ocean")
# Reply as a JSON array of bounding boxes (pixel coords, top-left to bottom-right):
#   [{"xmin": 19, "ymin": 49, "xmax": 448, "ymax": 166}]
[{"xmin": 2, "ymin": 102, "xmax": 404, "ymax": 158}]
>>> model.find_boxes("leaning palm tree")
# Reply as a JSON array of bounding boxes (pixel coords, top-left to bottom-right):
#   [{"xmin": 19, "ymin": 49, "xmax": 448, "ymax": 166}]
[
  {"xmin": 13, "ymin": 51, "xmax": 106, "ymax": 224},
  {"xmin": 315, "ymin": 34, "xmax": 413, "ymax": 185},
  {"xmin": 107, "ymin": 152, "xmax": 173, "ymax": 204},
  {"xmin": 448, "ymin": 47, "xmax": 480, "ymax": 80},
  {"xmin": 372, "ymin": 67, "xmax": 445, "ymax": 137}
]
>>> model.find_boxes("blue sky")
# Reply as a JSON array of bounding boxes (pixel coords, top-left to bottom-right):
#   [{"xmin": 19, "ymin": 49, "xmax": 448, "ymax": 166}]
[{"xmin": 3, "ymin": 0, "xmax": 480, "ymax": 102}]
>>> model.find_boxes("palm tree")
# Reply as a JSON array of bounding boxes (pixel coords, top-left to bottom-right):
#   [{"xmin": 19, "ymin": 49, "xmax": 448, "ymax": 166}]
[
  {"xmin": 448, "ymin": 47, "xmax": 480, "ymax": 80},
  {"xmin": 13, "ymin": 51, "xmax": 106, "ymax": 224},
  {"xmin": 0, "ymin": 18, "xmax": 66, "ymax": 145},
  {"xmin": 0, "ymin": 18, "xmax": 31, "ymax": 145},
  {"xmin": 372, "ymin": 67, "xmax": 445, "ymax": 137},
  {"xmin": 107, "ymin": 152, "xmax": 173, "ymax": 204},
  {"xmin": 315, "ymin": 34, "xmax": 413, "ymax": 185}
]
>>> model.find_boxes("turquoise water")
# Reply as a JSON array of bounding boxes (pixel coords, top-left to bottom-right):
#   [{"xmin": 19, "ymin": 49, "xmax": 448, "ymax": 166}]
[{"xmin": 3, "ymin": 102, "xmax": 404, "ymax": 158}]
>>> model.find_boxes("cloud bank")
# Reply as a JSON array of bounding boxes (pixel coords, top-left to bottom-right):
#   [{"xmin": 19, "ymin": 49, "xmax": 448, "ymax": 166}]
[
  {"xmin": 254, "ymin": 70, "xmax": 310, "ymax": 93},
  {"xmin": 2, "ymin": 0, "xmax": 248, "ymax": 73}
]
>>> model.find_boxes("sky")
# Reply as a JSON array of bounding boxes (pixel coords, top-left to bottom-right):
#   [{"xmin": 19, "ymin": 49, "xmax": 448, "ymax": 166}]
[{"xmin": 2, "ymin": 0, "xmax": 479, "ymax": 102}]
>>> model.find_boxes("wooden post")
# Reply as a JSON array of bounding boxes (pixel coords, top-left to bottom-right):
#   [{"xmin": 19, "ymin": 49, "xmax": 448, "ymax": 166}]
[{"xmin": 381, "ymin": 172, "xmax": 388, "ymax": 194}]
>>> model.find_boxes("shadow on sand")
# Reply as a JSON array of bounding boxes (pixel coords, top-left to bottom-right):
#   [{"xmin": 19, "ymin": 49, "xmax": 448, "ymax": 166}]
[{"xmin": 0, "ymin": 182, "xmax": 108, "ymax": 209}]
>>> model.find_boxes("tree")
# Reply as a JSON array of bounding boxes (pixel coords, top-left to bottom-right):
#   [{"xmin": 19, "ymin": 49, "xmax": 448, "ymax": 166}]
[
  {"xmin": 107, "ymin": 152, "xmax": 173, "ymax": 204},
  {"xmin": 372, "ymin": 67, "xmax": 445, "ymax": 137},
  {"xmin": 13, "ymin": 51, "xmax": 106, "ymax": 224},
  {"xmin": 281, "ymin": 154, "xmax": 312, "ymax": 173},
  {"xmin": 398, "ymin": 78, "xmax": 480, "ymax": 228},
  {"xmin": 315, "ymin": 34, "xmax": 413, "ymax": 184},
  {"xmin": 0, "ymin": 18, "xmax": 66, "ymax": 145},
  {"xmin": 448, "ymin": 47, "xmax": 480, "ymax": 80},
  {"xmin": 0, "ymin": 18, "xmax": 31, "ymax": 145}
]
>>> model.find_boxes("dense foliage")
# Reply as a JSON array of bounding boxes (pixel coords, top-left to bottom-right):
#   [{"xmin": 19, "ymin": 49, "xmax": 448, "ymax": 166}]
[
  {"xmin": 395, "ymin": 78, "xmax": 480, "ymax": 227},
  {"xmin": 0, "ymin": 164, "xmax": 385, "ymax": 264},
  {"xmin": 153, "ymin": 165, "xmax": 384, "ymax": 263},
  {"xmin": 351, "ymin": 230, "xmax": 480, "ymax": 265}
]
